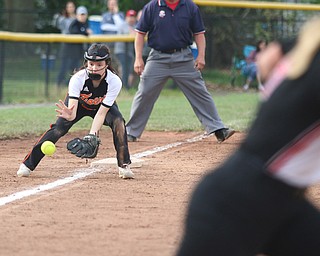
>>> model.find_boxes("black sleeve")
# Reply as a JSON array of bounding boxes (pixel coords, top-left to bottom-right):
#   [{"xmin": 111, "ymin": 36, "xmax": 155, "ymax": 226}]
[{"xmin": 69, "ymin": 21, "xmax": 88, "ymax": 35}]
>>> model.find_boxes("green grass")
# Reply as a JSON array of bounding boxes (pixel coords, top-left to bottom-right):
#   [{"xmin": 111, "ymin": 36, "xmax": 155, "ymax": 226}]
[
  {"xmin": 202, "ymin": 69, "xmax": 234, "ymax": 86},
  {"xmin": 0, "ymin": 89, "xmax": 260, "ymax": 139},
  {"xmin": 1, "ymin": 65, "xmax": 259, "ymax": 139}
]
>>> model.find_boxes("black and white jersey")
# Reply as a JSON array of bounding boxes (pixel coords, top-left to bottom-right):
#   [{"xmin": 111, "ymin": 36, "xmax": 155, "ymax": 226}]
[{"xmin": 68, "ymin": 69, "xmax": 122, "ymax": 110}]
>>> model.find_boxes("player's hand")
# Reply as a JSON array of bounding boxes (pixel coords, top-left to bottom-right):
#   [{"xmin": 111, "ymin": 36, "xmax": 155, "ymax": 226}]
[
  {"xmin": 55, "ymin": 100, "xmax": 75, "ymax": 121},
  {"xmin": 87, "ymin": 28, "xmax": 93, "ymax": 35},
  {"xmin": 134, "ymin": 58, "xmax": 145, "ymax": 75},
  {"xmin": 194, "ymin": 56, "xmax": 205, "ymax": 71}
]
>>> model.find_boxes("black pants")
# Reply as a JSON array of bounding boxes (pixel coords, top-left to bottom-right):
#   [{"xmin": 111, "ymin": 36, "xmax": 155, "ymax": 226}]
[
  {"xmin": 176, "ymin": 151, "xmax": 320, "ymax": 256},
  {"xmin": 23, "ymin": 102, "xmax": 131, "ymax": 170}
]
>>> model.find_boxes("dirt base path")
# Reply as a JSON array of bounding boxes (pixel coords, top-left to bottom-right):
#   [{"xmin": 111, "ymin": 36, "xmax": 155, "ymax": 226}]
[{"xmin": 0, "ymin": 131, "xmax": 319, "ymax": 256}]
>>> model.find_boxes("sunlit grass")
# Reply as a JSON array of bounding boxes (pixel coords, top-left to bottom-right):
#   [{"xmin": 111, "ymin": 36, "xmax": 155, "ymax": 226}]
[{"xmin": 0, "ymin": 89, "xmax": 259, "ymax": 139}]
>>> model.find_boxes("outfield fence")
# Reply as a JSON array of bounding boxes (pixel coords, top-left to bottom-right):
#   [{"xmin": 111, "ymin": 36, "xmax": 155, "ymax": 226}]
[{"xmin": 0, "ymin": 0, "xmax": 319, "ymax": 104}]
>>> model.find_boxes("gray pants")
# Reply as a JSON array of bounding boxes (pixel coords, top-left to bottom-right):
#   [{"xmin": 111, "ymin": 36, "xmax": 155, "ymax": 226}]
[{"xmin": 126, "ymin": 48, "xmax": 225, "ymax": 138}]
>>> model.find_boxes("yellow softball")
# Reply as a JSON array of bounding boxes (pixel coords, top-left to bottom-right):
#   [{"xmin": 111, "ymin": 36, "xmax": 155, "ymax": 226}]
[{"xmin": 41, "ymin": 141, "xmax": 56, "ymax": 156}]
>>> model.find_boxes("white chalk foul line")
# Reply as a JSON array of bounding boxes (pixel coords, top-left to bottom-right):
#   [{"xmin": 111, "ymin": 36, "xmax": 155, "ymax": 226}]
[
  {"xmin": 0, "ymin": 133, "xmax": 210, "ymax": 207},
  {"xmin": 131, "ymin": 133, "xmax": 209, "ymax": 159},
  {"xmin": 0, "ymin": 168, "xmax": 99, "ymax": 207}
]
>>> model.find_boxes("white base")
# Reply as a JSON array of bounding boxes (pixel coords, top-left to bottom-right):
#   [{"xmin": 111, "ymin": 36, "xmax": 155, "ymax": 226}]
[{"xmin": 90, "ymin": 157, "xmax": 144, "ymax": 169}]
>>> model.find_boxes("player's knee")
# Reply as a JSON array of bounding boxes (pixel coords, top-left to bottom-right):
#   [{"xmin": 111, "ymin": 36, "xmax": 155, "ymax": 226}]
[
  {"xmin": 113, "ymin": 116, "xmax": 125, "ymax": 126},
  {"xmin": 54, "ymin": 128, "xmax": 68, "ymax": 137},
  {"xmin": 112, "ymin": 117, "xmax": 126, "ymax": 133},
  {"xmin": 51, "ymin": 124, "xmax": 68, "ymax": 137}
]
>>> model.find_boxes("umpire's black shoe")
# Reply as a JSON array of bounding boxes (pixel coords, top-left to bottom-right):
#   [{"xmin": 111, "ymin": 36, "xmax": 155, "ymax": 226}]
[
  {"xmin": 127, "ymin": 134, "xmax": 137, "ymax": 142},
  {"xmin": 215, "ymin": 128, "xmax": 235, "ymax": 143}
]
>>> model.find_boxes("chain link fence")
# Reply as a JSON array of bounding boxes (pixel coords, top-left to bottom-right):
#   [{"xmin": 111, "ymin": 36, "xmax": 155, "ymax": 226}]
[{"xmin": 0, "ymin": 5, "xmax": 317, "ymax": 104}]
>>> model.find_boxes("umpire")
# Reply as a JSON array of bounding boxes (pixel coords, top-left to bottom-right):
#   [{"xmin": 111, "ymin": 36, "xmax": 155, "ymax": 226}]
[{"xmin": 126, "ymin": 0, "xmax": 234, "ymax": 142}]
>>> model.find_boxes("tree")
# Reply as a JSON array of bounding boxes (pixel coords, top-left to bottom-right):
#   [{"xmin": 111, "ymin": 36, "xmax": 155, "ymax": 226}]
[{"xmin": 3, "ymin": 0, "xmax": 35, "ymax": 32}]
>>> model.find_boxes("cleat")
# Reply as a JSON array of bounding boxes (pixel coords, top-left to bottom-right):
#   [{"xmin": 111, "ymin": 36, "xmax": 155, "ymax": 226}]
[
  {"xmin": 215, "ymin": 128, "xmax": 235, "ymax": 143},
  {"xmin": 118, "ymin": 165, "xmax": 134, "ymax": 179},
  {"xmin": 17, "ymin": 163, "xmax": 32, "ymax": 177}
]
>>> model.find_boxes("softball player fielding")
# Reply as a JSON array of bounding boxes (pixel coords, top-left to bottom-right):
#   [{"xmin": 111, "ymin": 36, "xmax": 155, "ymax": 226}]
[{"xmin": 17, "ymin": 43, "xmax": 134, "ymax": 179}]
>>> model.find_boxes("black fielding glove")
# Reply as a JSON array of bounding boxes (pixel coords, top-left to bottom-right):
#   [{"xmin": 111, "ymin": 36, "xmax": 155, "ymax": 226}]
[{"xmin": 67, "ymin": 134, "xmax": 101, "ymax": 158}]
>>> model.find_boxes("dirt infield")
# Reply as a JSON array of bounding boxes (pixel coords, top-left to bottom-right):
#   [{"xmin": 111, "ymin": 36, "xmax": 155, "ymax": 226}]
[{"xmin": 1, "ymin": 131, "xmax": 320, "ymax": 256}]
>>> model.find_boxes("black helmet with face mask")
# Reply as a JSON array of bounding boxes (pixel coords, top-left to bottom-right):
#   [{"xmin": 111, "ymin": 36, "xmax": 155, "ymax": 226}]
[{"xmin": 84, "ymin": 43, "xmax": 111, "ymax": 80}]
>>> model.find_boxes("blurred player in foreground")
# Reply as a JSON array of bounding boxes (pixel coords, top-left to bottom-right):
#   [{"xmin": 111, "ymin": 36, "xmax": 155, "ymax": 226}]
[
  {"xmin": 17, "ymin": 43, "xmax": 134, "ymax": 179},
  {"xmin": 176, "ymin": 16, "xmax": 320, "ymax": 256}
]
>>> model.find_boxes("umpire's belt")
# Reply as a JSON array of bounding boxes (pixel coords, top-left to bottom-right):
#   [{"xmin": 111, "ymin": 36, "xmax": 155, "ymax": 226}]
[{"xmin": 159, "ymin": 47, "xmax": 187, "ymax": 54}]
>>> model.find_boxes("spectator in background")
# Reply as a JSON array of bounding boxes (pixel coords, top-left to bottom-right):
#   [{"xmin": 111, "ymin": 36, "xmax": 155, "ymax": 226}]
[
  {"xmin": 114, "ymin": 10, "xmax": 137, "ymax": 89},
  {"xmin": 53, "ymin": 1, "xmax": 76, "ymax": 88},
  {"xmin": 242, "ymin": 39, "xmax": 267, "ymax": 91},
  {"xmin": 53, "ymin": 1, "xmax": 76, "ymax": 35},
  {"xmin": 56, "ymin": 6, "xmax": 92, "ymax": 88},
  {"xmin": 101, "ymin": 0, "xmax": 124, "ymax": 35},
  {"xmin": 101, "ymin": 0, "xmax": 125, "ymax": 49}
]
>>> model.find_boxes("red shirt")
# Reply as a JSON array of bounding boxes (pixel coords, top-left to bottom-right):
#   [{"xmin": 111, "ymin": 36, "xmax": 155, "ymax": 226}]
[{"xmin": 165, "ymin": 0, "xmax": 180, "ymax": 10}]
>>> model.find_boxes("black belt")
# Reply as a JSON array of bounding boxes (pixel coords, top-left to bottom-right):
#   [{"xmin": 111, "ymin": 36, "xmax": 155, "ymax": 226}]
[{"xmin": 159, "ymin": 47, "xmax": 187, "ymax": 54}]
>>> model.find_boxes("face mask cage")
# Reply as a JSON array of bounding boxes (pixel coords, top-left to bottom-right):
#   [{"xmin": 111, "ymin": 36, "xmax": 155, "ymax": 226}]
[
  {"xmin": 84, "ymin": 45, "xmax": 111, "ymax": 80},
  {"xmin": 87, "ymin": 72, "xmax": 102, "ymax": 80}
]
